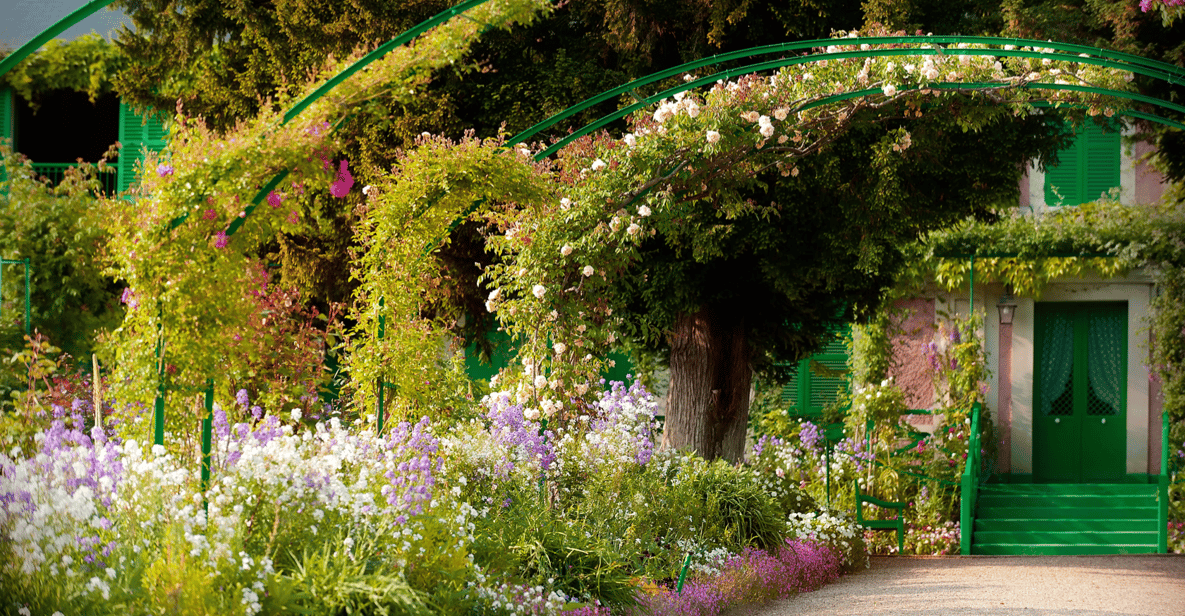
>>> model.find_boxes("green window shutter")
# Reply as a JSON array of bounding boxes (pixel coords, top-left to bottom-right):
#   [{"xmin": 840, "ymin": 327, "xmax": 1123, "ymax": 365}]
[
  {"xmin": 1044, "ymin": 135, "xmax": 1080, "ymax": 206},
  {"xmin": 117, "ymin": 101, "xmax": 168, "ymax": 193},
  {"xmin": 781, "ymin": 327, "xmax": 850, "ymax": 417},
  {"xmin": 1083, "ymin": 123, "xmax": 1120, "ymax": 202},
  {"xmin": 1044, "ymin": 121, "xmax": 1120, "ymax": 207},
  {"xmin": 0, "ymin": 86, "xmax": 12, "ymax": 145}
]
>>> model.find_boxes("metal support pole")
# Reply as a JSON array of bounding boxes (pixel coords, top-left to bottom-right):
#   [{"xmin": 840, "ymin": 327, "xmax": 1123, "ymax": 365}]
[
  {"xmin": 22, "ymin": 257, "xmax": 29, "ymax": 337},
  {"xmin": 376, "ymin": 297, "xmax": 386, "ymax": 434},
  {"xmin": 154, "ymin": 320, "xmax": 165, "ymax": 447},
  {"xmin": 201, "ymin": 379, "xmax": 213, "ymax": 514}
]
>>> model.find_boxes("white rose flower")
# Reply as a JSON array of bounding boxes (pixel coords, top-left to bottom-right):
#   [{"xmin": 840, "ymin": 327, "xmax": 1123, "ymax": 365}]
[
  {"xmin": 582, "ymin": 265, "xmax": 594, "ymax": 277},
  {"xmin": 883, "ymin": 84, "xmax": 898, "ymax": 97},
  {"xmin": 554, "ymin": 342, "xmax": 567, "ymax": 355},
  {"xmin": 532, "ymin": 284, "xmax": 546, "ymax": 298},
  {"xmin": 760, "ymin": 124, "xmax": 775, "ymax": 138},
  {"xmin": 627, "ymin": 223, "xmax": 641, "ymax": 235},
  {"xmin": 560, "ymin": 197, "xmax": 571, "ymax": 209},
  {"xmin": 773, "ymin": 107, "xmax": 789, "ymax": 121},
  {"xmin": 524, "ymin": 408, "xmax": 541, "ymax": 421},
  {"xmin": 638, "ymin": 205, "xmax": 651, "ymax": 217},
  {"xmin": 290, "ymin": 408, "xmax": 302, "ymax": 422},
  {"xmin": 534, "ymin": 375, "xmax": 548, "ymax": 389},
  {"xmin": 591, "ymin": 158, "xmax": 607, "ymax": 171},
  {"xmin": 488, "ymin": 288, "xmax": 501, "ymax": 301},
  {"xmin": 623, "ymin": 134, "xmax": 637, "ymax": 147},
  {"xmin": 561, "ymin": 244, "xmax": 573, "ymax": 256},
  {"xmin": 706, "ymin": 130, "xmax": 721, "ymax": 143}
]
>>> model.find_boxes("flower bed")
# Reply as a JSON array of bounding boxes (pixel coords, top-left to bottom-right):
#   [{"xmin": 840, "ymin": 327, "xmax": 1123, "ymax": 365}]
[{"xmin": 0, "ymin": 381, "xmax": 860, "ymax": 615}]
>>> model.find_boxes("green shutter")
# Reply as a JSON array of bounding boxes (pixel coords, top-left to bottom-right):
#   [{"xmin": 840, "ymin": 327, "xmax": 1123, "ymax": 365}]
[
  {"xmin": 1044, "ymin": 121, "xmax": 1120, "ymax": 207},
  {"xmin": 117, "ymin": 101, "xmax": 168, "ymax": 193},
  {"xmin": 781, "ymin": 327, "xmax": 850, "ymax": 417},
  {"xmin": 1083, "ymin": 124, "xmax": 1121, "ymax": 202},
  {"xmin": 0, "ymin": 86, "xmax": 12, "ymax": 146}
]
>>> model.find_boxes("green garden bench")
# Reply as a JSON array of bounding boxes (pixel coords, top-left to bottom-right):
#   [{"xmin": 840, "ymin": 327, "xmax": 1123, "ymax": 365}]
[{"xmin": 854, "ymin": 481, "xmax": 905, "ymax": 554}]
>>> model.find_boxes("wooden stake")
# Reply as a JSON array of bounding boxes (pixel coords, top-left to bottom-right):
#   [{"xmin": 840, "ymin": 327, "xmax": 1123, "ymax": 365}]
[{"xmin": 92, "ymin": 354, "xmax": 101, "ymax": 430}]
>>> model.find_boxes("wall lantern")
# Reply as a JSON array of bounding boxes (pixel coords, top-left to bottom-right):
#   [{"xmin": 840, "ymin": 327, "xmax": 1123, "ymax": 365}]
[{"xmin": 998, "ymin": 288, "xmax": 1018, "ymax": 325}]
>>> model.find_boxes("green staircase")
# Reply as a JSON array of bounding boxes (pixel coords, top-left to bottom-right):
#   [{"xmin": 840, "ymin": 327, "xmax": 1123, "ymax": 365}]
[{"xmin": 971, "ymin": 484, "xmax": 1160, "ymax": 555}]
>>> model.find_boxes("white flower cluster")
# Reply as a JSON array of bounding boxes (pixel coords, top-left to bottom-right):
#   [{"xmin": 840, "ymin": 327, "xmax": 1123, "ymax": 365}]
[{"xmin": 786, "ymin": 511, "xmax": 866, "ymax": 569}]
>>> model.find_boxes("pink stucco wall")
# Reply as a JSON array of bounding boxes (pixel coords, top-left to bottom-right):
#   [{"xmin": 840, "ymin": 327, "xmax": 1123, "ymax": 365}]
[
  {"xmin": 1132, "ymin": 140, "xmax": 1169, "ymax": 205},
  {"xmin": 889, "ymin": 298, "xmax": 936, "ymax": 423}
]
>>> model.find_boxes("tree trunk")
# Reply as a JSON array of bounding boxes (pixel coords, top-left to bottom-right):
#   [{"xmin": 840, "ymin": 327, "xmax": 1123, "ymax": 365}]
[{"xmin": 662, "ymin": 305, "xmax": 752, "ymax": 462}]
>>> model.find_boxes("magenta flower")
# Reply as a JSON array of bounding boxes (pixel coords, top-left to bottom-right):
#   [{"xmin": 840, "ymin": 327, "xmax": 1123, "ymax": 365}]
[
  {"xmin": 267, "ymin": 190, "xmax": 283, "ymax": 208},
  {"xmin": 214, "ymin": 230, "xmax": 229, "ymax": 249},
  {"xmin": 288, "ymin": 210, "xmax": 300, "ymax": 224},
  {"xmin": 202, "ymin": 209, "xmax": 217, "ymax": 220},
  {"xmin": 156, "ymin": 163, "xmax": 174, "ymax": 177},
  {"xmin": 330, "ymin": 159, "xmax": 353, "ymax": 198}
]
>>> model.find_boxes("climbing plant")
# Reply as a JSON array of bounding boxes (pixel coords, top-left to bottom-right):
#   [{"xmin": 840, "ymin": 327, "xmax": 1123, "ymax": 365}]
[{"xmin": 99, "ymin": 0, "xmax": 552, "ymax": 432}]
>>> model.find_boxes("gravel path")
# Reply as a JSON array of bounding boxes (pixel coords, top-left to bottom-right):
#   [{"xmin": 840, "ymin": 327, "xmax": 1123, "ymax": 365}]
[{"xmin": 739, "ymin": 555, "xmax": 1185, "ymax": 616}]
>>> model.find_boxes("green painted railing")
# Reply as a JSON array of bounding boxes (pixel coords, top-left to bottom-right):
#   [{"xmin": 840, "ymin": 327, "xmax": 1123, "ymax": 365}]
[
  {"xmin": 1160, "ymin": 409, "xmax": 1170, "ymax": 553},
  {"xmin": 30, "ymin": 162, "xmax": 118, "ymax": 194},
  {"xmin": 960, "ymin": 402, "xmax": 983, "ymax": 556}
]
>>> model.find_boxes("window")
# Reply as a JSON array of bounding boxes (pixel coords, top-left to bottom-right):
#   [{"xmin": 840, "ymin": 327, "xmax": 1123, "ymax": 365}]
[
  {"xmin": 781, "ymin": 328, "xmax": 849, "ymax": 417},
  {"xmin": 1044, "ymin": 120, "xmax": 1121, "ymax": 207}
]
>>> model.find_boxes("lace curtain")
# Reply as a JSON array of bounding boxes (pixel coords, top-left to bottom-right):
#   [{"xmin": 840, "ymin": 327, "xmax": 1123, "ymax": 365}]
[
  {"xmin": 1087, "ymin": 312, "xmax": 1124, "ymax": 415},
  {"xmin": 1039, "ymin": 313, "xmax": 1075, "ymax": 417}
]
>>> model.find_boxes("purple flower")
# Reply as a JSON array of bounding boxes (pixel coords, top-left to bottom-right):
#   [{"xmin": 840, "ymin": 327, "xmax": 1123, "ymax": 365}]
[
  {"xmin": 156, "ymin": 163, "xmax": 174, "ymax": 177},
  {"xmin": 214, "ymin": 230, "xmax": 229, "ymax": 249},
  {"xmin": 120, "ymin": 287, "xmax": 138, "ymax": 310},
  {"xmin": 236, "ymin": 389, "xmax": 249, "ymax": 409},
  {"xmin": 267, "ymin": 190, "xmax": 283, "ymax": 208}
]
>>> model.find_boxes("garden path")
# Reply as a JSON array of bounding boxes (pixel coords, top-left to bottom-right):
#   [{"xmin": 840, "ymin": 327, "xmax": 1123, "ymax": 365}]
[{"xmin": 741, "ymin": 555, "xmax": 1185, "ymax": 616}]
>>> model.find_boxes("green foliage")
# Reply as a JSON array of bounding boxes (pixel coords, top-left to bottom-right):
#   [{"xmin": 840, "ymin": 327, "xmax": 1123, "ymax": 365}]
[
  {"xmin": 1, "ymin": 35, "xmax": 125, "ymax": 107},
  {"xmin": 0, "ymin": 146, "xmax": 122, "ymax": 374},
  {"xmin": 270, "ymin": 530, "xmax": 436, "ymax": 616}
]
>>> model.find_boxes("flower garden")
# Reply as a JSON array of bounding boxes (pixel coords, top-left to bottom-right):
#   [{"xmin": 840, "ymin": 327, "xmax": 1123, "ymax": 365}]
[{"xmin": 2, "ymin": 0, "xmax": 1185, "ymax": 614}]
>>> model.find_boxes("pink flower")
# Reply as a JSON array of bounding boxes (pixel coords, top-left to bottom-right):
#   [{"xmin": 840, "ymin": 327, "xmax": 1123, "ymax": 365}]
[
  {"xmin": 156, "ymin": 163, "xmax": 174, "ymax": 177},
  {"xmin": 120, "ymin": 287, "xmax": 138, "ymax": 309},
  {"xmin": 288, "ymin": 211, "xmax": 300, "ymax": 224},
  {"xmin": 202, "ymin": 209, "xmax": 217, "ymax": 221},
  {"xmin": 330, "ymin": 159, "xmax": 353, "ymax": 198},
  {"xmin": 267, "ymin": 190, "xmax": 283, "ymax": 208},
  {"xmin": 214, "ymin": 230, "xmax": 228, "ymax": 249}
]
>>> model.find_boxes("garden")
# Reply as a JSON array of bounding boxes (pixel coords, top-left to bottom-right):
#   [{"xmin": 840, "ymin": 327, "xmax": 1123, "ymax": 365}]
[{"xmin": 1, "ymin": 0, "xmax": 1184, "ymax": 614}]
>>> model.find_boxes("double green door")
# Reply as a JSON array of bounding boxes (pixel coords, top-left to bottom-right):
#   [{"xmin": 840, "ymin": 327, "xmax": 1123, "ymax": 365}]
[{"xmin": 1033, "ymin": 302, "xmax": 1127, "ymax": 483}]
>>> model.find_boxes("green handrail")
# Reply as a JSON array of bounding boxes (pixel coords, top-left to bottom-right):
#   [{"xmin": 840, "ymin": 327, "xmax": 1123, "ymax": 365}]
[
  {"xmin": 960, "ymin": 402, "xmax": 982, "ymax": 555},
  {"xmin": 1160, "ymin": 409, "xmax": 1170, "ymax": 553}
]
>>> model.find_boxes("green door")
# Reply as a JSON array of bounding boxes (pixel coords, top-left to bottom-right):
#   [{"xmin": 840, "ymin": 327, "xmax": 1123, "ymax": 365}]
[{"xmin": 1033, "ymin": 302, "xmax": 1127, "ymax": 483}]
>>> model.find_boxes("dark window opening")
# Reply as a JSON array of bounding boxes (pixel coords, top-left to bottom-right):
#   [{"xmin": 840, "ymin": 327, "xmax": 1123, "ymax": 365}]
[{"xmin": 14, "ymin": 89, "xmax": 120, "ymax": 164}]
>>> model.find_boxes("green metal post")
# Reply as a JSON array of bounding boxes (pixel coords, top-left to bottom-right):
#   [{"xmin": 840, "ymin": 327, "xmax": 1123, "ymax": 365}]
[
  {"xmin": 376, "ymin": 297, "xmax": 386, "ymax": 434},
  {"xmin": 676, "ymin": 553, "xmax": 692, "ymax": 593},
  {"xmin": 1160, "ymin": 410, "xmax": 1170, "ymax": 553},
  {"xmin": 201, "ymin": 379, "xmax": 213, "ymax": 514},
  {"xmin": 538, "ymin": 418, "xmax": 549, "ymax": 502},
  {"xmin": 154, "ymin": 320, "xmax": 165, "ymax": 447},
  {"xmin": 22, "ymin": 257, "xmax": 29, "ymax": 337},
  {"xmin": 825, "ymin": 440, "xmax": 831, "ymax": 510}
]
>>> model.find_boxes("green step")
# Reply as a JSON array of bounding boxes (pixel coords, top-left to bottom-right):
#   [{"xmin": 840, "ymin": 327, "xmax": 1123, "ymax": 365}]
[
  {"xmin": 977, "ymin": 506, "xmax": 1156, "ymax": 520},
  {"xmin": 974, "ymin": 530, "xmax": 1159, "ymax": 544},
  {"xmin": 979, "ymin": 484, "xmax": 1156, "ymax": 496},
  {"xmin": 976, "ymin": 518, "xmax": 1158, "ymax": 532},
  {"xmin": 970, "ymin": 482, "xmax": 1161, "ymax": 555},
  {"xmin": 977, "ymin": 494, "xmax": 1152, "ymax": 508},
  {"xmin": 973, "ymin": 543, "xmax": 1159, "ymax": 556}
]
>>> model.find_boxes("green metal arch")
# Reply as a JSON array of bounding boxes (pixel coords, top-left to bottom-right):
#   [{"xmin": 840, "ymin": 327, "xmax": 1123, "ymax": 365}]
[
  {"xmin": 0, "ymin": 0, "xmax": 118, "ymax": 78},
  {"xmin": 512, "ymin": 42, "xmax": 1185, "ymax": 160},
  {"xmin": 509, "ymin": 36, "xmax": 1185, "ymax": 152}
]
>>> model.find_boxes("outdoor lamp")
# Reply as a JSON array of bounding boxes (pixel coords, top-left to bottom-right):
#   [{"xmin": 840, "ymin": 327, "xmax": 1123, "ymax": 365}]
[{"xmin": 997, "ymin": 289, "xmax": 1018, "ymax": 325}]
